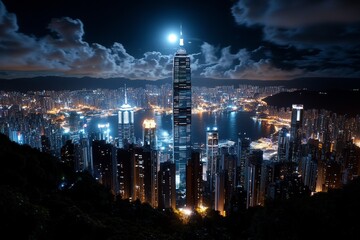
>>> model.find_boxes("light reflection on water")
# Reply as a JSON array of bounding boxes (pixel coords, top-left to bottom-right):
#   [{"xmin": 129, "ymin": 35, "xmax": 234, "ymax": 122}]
[{"xmin": 87, "ymin": 110, "xmax": 275, "ymax": 144}]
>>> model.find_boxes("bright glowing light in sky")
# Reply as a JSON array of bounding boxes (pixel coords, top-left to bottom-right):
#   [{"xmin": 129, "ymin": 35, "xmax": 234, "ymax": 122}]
[{"xmin": 168, "ymin": 34, "xmax": 177, "ymax": 43}]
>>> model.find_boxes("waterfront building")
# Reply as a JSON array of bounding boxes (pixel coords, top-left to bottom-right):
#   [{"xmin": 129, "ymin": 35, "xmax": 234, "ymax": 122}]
[{"xmin": 118, "ymin": 86, "xmax": 135, "ymax": 148}]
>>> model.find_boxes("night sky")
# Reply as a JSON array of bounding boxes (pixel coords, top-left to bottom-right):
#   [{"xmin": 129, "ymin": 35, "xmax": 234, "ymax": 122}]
[{"xmin": 1, "ymin": 0, "xmax": 360, "ymax": 81}]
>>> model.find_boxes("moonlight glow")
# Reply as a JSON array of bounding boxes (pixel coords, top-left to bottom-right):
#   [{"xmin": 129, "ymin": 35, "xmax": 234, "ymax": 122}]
[{"xmin": 168, "ymin": 34, "xmax": 177, "ymax": 43}]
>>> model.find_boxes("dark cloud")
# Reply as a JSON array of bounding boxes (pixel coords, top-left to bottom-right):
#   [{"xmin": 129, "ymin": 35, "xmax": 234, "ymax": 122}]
[
  {"xmin": 1, "ymin": 0, "xmax": 359, "ymax": 80},
  {"xmin": 232, "ymin": 0, "xmax": 360, "ymax": 28},
  {"xmin": 1, "ymin": 0, "xmax": 299, "ymax": 81},
  {"xmin": 48, "ymin": 17, "xmax": 84, "ymax": 44},
  {"xmin": 201, "ymin": 42, "xmax": 218, "ymax": 65},
  {"xmin": 231, "ymin": 0, "xmax": 360, "ymax": 79},
  {"xmin": 0, "ymin": 1, "xmax": 175, "ymax": 80},
  {"xmin": 232, "ymin": 0, "xmax": 360, "ymax": 48},
  {"xmin": 263, "ymin": 23, "xmax": 360, "ymax": 48},
  {"xmin": 199, "ymin": 44, "xmax": 304, "ymax": 80}
]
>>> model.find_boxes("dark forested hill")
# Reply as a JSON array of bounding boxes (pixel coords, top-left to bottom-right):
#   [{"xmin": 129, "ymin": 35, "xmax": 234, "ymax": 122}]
[{"xmin": 0, "ymin": 133, "xmax": 185, "ymax": 239}]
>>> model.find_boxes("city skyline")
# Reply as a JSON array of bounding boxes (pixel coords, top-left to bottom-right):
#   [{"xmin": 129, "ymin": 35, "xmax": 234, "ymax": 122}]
[
  {"xmin": 1, "ymin": 0, "xmax": 360, "ymax": 82},
  {"xmin": 1, "ymin": 66, "xmax": 360, "ymax": 238},
  {"xmin": 1, "ymin": 1, "xmax": 360, "ymax": 237}
]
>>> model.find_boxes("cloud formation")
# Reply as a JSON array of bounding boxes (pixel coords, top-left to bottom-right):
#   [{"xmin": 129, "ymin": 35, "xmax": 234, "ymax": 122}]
[
  {"xmin": 0, "ymin": 0, "xmax": 359, "ymax": 80},
  {"xmin": 232, "ymin": 0, "xmax": 360, "ymax": 28},
  {"xmin": 200, "ymin": 45, "xmax": 304, "ymax": 80},
  {"xmin": 231, "ymin": 0, "xmax": 360, "ymax": 78},
  {"xmin": 232, "ymin": 0, "xmax": 360, "ymax": 47},
  {"xmin": 0, "ymin": 2, "xmax": 174, "ymax": 80}
]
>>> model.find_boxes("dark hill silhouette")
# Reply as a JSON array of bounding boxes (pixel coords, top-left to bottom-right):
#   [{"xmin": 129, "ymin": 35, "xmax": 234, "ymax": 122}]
[
  {"xmin": 1, "ymin": 76, "xmax": 360, "ymax": 92},
  {"xmin": 263, "ymin": 89, "xmax": 360, "ymax": 116},
  {"xmin": 0, "ymin": 76, "xmax": 171, "ymax": 92}
]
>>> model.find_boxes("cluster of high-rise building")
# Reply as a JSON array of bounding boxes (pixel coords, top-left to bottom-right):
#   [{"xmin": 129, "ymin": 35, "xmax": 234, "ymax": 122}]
[
  {"xmin": 0, "ymin": 104, "xmax": 64, "ymax": 156},
  {"xmin": 0, "ymin": 32, "xmax": 360, "ymax": 217},
  {"xmin": 0, "ymin": 84, "xmax": 292, "ymax": 117},
  {"xmin": 235, "ymin": 104, "xmax": 360, "ymax": 211}
]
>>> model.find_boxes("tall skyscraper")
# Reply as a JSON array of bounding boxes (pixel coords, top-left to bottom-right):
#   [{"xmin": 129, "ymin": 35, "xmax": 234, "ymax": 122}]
[
  {"xmin": 131, "ymin": 147, "xmax": 149, "ymax": 202},
  {"xmin": 278, "ymin": 127, "xmax": 290, "ymax": 162},
  {"xmin": 143, "ymin": 119, "xmax": 156, "ymax": 149},
  {"xmin": 172, "ymin": 27, "xmax": 191, "ymax": 196},
  {"xmin": 206, "ymin": 127, "xmax": 219, "ymax": 193},
  {"xmin": 92, "ymin": 140, "xmax": 116, "ymax": 193},
  {"xmin": 118, "ymin": 86, "xmax": 135, "ymax": 148},
  {"xmin": 214, "ymin": 171, "xmax": 225, "ymax": 215},
  {"xmin": 245, "ymin": 150, "xmax": 263, "ymax": 208},
  {"xmin": 144, "ymin": 149, "xmax": 158, "ymax": 208},
  {"xmin": 186, "ymin": 150, "xmax": 203, "ymax": 210},
  {"xmin": 61, "ymin": 139, "xmax": 75, "ymax": 170},
  {"xmin": 75, "ymin": 137, "xmax": 93, "ymax": 174},
  {"xmin": 117, "ymin": 148, "xmax": 132, "ymax": 199},
  {"xmin": 290, "ymin": 104, "xmax": 304, "ymax": 162},
  {"xmin": 237, "ymin": 136, "xmax": 251, "ymax": 188},
  {"xmin": 142, "ymin": 119, "xmax": 158, "ymax": 207},
  {"xmin": 158, "ymin": 161, "xmax": 176, "ymax": 210},
  {"xmin": 69, "ymin": 111, "xmax": 80, "ymax": 133},
  {"xmin": 97, "ymin": 123, "xmax": 111, "ymax": 143}
]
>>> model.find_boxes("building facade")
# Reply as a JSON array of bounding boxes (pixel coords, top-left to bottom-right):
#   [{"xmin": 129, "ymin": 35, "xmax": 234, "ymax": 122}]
[
  {"xmin": 118, "ymin": 87, "xmax": 135, "ymax": 148},
  {"xmin": 172, "ymin": 37, "xmax": 192, "ymax": 195},
  {"xmin": 290, "ymin": 104, "xmax": 304, "ymax": 162}
]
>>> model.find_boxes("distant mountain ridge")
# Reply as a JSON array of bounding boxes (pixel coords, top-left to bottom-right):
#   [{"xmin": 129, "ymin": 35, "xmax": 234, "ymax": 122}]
[{"xmin": 0, "ymin": 76, "xmax": 359, "ymax": 92}]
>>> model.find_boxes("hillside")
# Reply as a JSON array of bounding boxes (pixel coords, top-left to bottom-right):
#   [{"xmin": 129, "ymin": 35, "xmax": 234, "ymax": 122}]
[{"xmin": 0, "ymin": 133, "xmax": 187, "ymax": 239}]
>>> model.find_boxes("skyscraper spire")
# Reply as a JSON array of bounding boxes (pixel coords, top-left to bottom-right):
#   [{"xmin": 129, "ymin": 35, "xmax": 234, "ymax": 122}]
[
  {"xmin": 118, "ymin": 83, "xmax": 135, "ymax": 148},
  {"xmin": 179, "ymin": 24, "xmax": 184, "ymax": 47}
]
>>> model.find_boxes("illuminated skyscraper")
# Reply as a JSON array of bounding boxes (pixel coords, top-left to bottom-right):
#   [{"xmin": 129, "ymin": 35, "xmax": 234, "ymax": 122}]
[
  {"xmin": 142, "ymin": 119, "xmax": 159, "ymax": 207},
  {"xmin": 214, "ymin": 171, "xmax": 225, "ymax": 215},
  {"xmin": 206, "ymin": 127, "xmax": 219, "ymax": 193},
  {"xmin": 69, "ymin": 111, "xmax": 80, "ymax": 132},
  {"xmin": 289, "ymin": 104, "xmax": 304, "ymax": 162},
  {"xmin": 131, "ymin": 147, "xmax": 149, "ymax": 202},
  {"xmin": 75, "ymin": 137, "xmax": 93, "ymax": 174},
  {"xmin": 117, "ymin": 148, "xmax": 132, "ymax": 199},
  {"xmin": 92, "ymin": 140, "xmax": 116, "ymax": 193},
  {"xmin": 172, "ymin": 27, "xmax": 191, "ymax": 195},
  {"xmin": 118, "ymin": 86, "xmax": 135, "ymax": 148},
  {"xmin": 143, "ymin": 119, "xmax": 156, "ymax": 149},
  {"xmin": 237, "ymin": 136, "xmax": 251, "ymax": 188},
  {"xmin": 97, "ymin": 123, "xmax": 110, "ymax": 142},
  {"xmin": 245, "ymin": 150, "xmax": 263, "ymax": 208}
]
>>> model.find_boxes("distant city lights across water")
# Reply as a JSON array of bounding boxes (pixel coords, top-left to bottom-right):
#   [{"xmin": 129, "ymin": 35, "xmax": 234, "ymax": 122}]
[{"xmin": 86, "ymin": 110, "xmax": 275, "ymax": 144}]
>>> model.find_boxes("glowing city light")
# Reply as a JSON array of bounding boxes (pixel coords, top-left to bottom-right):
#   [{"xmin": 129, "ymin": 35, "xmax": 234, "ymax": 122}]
[
  {"xmin": 197, "ymin": 205, "xmax": 208, "ymax": 216},
  {"xmin": 143, "ymin": 119, "xmax": 156, "ymax": 128},
  {"xmin": 98, "ymin": 123, "xmax": 110, "ymax": 129},
  {"xmin": 178, "ymin": 208, "xmax": 192, "ymax": 216}
]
